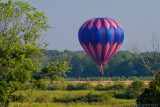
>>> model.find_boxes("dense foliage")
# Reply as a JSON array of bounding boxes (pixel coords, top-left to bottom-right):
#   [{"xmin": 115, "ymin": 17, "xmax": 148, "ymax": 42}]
[
  {"xmin": 125, "ymin": 80, "xmax": 145, "ymax": 99},
  {"xmin": 0, "ymin": 1, "xmax": 70, "ymax": 107},
  {"xmin": 41, "ymin": 49, "xmax": 158, "ymax": 77},
  {"xmin": 136, "ymin": 70, "xmax": 160, "ymax": 105}
]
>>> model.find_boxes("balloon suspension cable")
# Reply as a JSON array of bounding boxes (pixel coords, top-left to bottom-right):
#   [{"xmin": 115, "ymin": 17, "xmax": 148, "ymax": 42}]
[{"xmin": 99, "ymin": 65, "xmax": 104, "ymax": 75}]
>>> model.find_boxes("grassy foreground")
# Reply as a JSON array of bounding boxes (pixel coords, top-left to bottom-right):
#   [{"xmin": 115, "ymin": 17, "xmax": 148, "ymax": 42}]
[
  {"xmin": 9, "ymin": 102, "xmax": 136, "ymax": 107},
  {"xmin": 9, "ymin": 91, "xmax": 136, "ymax": 107}
]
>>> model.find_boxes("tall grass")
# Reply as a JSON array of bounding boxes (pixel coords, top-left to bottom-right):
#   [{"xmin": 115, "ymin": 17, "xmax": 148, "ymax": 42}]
[
  {"xmin": 9, "ymin": 81, "xmax": 146, "ymax": 106},
  {"xmin": 10, "ymin": 100, "xmax": 136, "ymax": 107}
]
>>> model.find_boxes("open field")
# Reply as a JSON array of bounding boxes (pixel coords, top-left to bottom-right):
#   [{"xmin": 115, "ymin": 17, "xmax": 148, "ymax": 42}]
[
  {"xmin": 54, "ymin": 80, "xmax": 150, "ymax": 86},
  {"xmin": 8, "ymin": 80, "xmax": 147, "ymax": 107},
  {"xmin": 9, "ymin": 91, "xmax": 136, "ymax": 107},
  {"xmin": 10, "ymin": 102, "xmax": 136, "ymax": 107}
]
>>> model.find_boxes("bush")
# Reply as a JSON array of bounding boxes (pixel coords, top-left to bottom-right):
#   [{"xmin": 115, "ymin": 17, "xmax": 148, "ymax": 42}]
[
  {"xmin": 109, "ymin": 90, "xmax": 126, "ymax": 99},
  {"xmin": 107, "ymin": 83, "xmax": 127, "ymax": 91},
  {"xmin": 125, "ymin": 80, "xmax": 145, "ymax": 99},
  {"xmin": 95, "ymin": 84, "xmax": 107, "ymax": 91},
  {"xmin": 47, "ymin": 83, "xmax": 63, "ymax": 90},
  {"xmin": 95, "ymin": 83, "xmax": 127, "ymax": 91},
  {"xmin": 11, "ymin": 95, "xmax": 25, "ymax": 102},
  {"xmin": 136, "ymin": 71, "xmax": 160, "ymax": 105},
  {"xmin": 81, "ymin": 82, "xmax": 94, "ymax": 90},
  {"xmin": 52, "ymin": 83, "xmax": 63, "ymax": 90},
  {"xmin": 84, "ymin": 92, "xmax": 113, "ymax": 102},
  {"xmin": 111, "ymin": 77, "xmax": 121, "ymax": 81},
  {"xmin": 67, "ymin": 83, "xmax": 77, "ymax": 90},
  {"xmin": 35, "ymin": 95, "xmax": 52, "ymax": 103}
]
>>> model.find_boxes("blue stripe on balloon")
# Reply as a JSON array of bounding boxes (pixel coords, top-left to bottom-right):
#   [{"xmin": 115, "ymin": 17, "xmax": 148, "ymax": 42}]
[
  {"xmin": 78, "ymin": 28, "xmax": 82, "ymax": 44},
  {"xmin": 105, "ymin": 27, "xmax": 111, "ymax": 45},
  {"xmin": 114, "ymin": 28, "xmax": 119, "ymax": 44},
  {"xmin": 92, "ymin": 19, "xmax": 100, "ymax": 61},
  {"xmin": 87, "ymin": 27, "xmax": 93, "ymax": 45},
  {"xmin": 95, "ymin": 27, "xmax": 102, "ymax": 45},
  {"xmin": 120, "ymin": 28, "xmax": 124, "ymax": 43},
  {"xmin": 80, "ymin": 29, "xmax": 85, "ymax": 44},
  {"xmin": 101, "ymin": 19, "xmax": 106, "ymax": 61}
]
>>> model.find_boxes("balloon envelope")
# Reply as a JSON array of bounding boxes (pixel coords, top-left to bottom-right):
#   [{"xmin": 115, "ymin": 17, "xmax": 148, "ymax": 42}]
[{"xmin": 78, "ymin": 18, "xmax": 124, "ymax": 71}]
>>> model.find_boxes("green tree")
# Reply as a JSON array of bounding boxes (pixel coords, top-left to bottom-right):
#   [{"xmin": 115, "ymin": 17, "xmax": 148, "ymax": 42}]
[
  {"xmin": 42, "ymin": 61, "xmax": 71, "ymax": 81},
  {"xmin": 0, "ymin": 0, "xmax": 70, "ymax": 106},
  {"xmin": 69, "ymin": 54, "xmax": 83, "ymax": 77},
  {"xmin": 136, "ymin": 71, "xmax": 160, "ymax": 105}
]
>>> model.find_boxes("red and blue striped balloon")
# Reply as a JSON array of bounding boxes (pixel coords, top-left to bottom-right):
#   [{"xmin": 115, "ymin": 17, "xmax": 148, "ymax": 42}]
[{"xmin": 78, "ymin": 18, "xmax": 124, "ymax": 74}]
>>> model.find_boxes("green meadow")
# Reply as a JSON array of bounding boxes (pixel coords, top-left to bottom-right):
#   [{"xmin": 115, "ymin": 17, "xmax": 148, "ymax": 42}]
[{"xmin": 9, "ymin": 91, "xmax": 136, "ymax": 107}]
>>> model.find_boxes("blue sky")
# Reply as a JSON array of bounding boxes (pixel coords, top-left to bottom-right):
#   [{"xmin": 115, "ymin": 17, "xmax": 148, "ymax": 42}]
[{"xmin": 4, "ymin": 0, "xmax": 160, "ymax": 51}]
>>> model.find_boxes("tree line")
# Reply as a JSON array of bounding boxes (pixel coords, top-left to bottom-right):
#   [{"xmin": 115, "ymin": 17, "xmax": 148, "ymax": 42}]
[{"xmin": 41, "ymin": 49, "xmax": 158, "ymax": 78}]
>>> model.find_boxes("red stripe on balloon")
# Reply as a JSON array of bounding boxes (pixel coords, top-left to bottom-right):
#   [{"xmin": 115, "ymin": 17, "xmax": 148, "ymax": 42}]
[
  {"xmin": 115, "ymin": 43, "xmax": 122, "ymax": 53},
  {"xmin": 104, "ymin": 60, "xmax": 109, "ymax": 65},
  {"xmin": 104, "ymin": 19, "xmax": 110, "ymax": 29},
  {"xmin": 104, "ymin": 42, "xmax": 110, "ymax": 59},
  {"xmin": 82, "ymin": 20, "xmax": 90, "ymax": 29},
  {"xmin": 89, "ymin": 43, "xmax": 97, "ymax": 59},
  {"xmin": 114, "ymin": 20, "xmax": 122, "ymax": 28},
  {"xmin": 88, "ymin": 19, "xmax": 96, "ymax": 29},
  {"xmin": 96, "ymin": 19, "xmax": 101, "ymax": 29},
  {"xmin": 81, "ymin": 43, "xmax": 94, "ymax": 59},
  {"xmin": 96, "ymin": 42, "xmax": 102, "ymax": 59},
  {"xmin": 108, "ymin": 19, "xmax": 117, "ymax": 29},
  {"xmin": 111, "ymin": 43, "xmax": 122, "ymax": 58},
  {"xmin": 117, "ymin": 27, "xmax": 121, "ymax": 44},
  {"xmin": 108, "ymin": 43, "xmax": 117, "ymax": 59}
]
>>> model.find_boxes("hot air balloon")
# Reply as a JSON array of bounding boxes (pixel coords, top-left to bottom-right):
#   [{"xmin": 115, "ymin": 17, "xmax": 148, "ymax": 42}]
[{"xmin": 78, "ymin": 18, "xmax": 124, "ymax": 75}]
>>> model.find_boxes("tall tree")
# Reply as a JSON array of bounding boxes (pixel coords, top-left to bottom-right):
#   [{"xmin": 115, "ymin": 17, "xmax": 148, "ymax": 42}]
[
  {"xmin": 0, "ymin": 0, "xmax": 70, "ymax": 106},
  {"xmin": 69, "ymin": 54, "xmax": 83, "ymax": 77}
]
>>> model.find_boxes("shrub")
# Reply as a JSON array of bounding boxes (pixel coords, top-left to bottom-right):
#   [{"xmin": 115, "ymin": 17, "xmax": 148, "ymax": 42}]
[
  {"xmin": 76, "ymin": 83, "xmax": 83, "ymax": 90},
  {"xmin": 52, "ymin": 83, "xmax": 63, "ymax": 90},
  {"xmin": 67, "ymin": 83, "xmax": 77, "ymax": 90},
  {"xmin": 47, "ymin": 83, "xmax": 63, "ymax": 90},
  {"xmin": 81, "ymin": 82, "xmax": 94, "ymax": 90},
  {"xmin": 95, "ymin": 83, "xmax": 127, "ymax": 91},
  {"xmin": 109, "ymin": 90, "xmax": 126, "ymax": 99},
  {"xmin": 11, "ymin": 95, "xmax": 25, "ymax": 102},
  {"xmin": 95, "ymin": 84, "xmax": 107, "ymax": 91},
  {"xmin": 136, "ymin": 71, "xmax": 160, "ymax": 105},
  {"xmin": 125, "ymin": 80, "xmax": 145, "ymax": 99},
  {"xmin": 61, "ymin": 84, "xmax": 67, "ymax": 90},
  {"xmin": 35, "ymin": 95, "xmax": 52, "ymax": 103},
  {"xmin": 111, "ymin": 77, "xmax": 121, "ymax": 81},
  {"xmin": 84, "ymin": 92, "xmax": 113, "ymax": 102},
  {"xmin": 107, "ymin": 83, "xmax": 127, "ymax": 91}
]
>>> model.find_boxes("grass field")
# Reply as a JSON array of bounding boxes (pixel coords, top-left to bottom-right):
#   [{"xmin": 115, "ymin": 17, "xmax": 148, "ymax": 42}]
[
  {"xmin": 65, "ymin": 80, "xmax": 150, "ymax": 86},
  {"xmin": 9, "ymin": 91, "xmax": 136, "ymax": 107},
  {"xmin": 10, "ymin": 102, "xmax": 136, "ymax": 107},
  {"xmin": 7, "ymin": 80, "xmax": 147, "ymax": 107}
]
